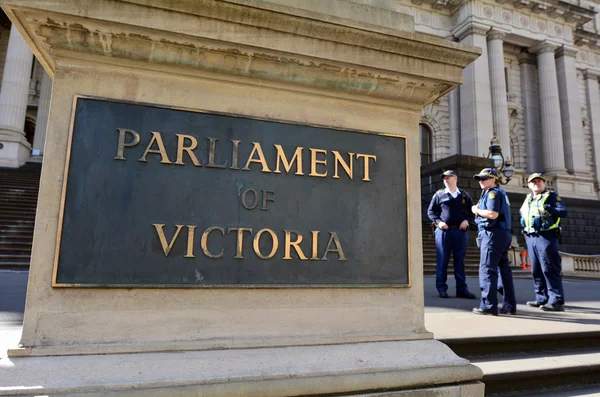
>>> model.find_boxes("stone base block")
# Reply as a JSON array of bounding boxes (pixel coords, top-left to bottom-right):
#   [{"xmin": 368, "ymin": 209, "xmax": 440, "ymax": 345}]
[
  {"xmin": 0, "ymin": 340, "xmax": 483, "ymax": 396},
  {"xmin": 0, "ymin": 128, "xmax": 31, "ymax": 168}
]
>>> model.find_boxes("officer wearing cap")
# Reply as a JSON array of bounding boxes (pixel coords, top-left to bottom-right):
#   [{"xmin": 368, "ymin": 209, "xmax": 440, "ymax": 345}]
[
  {"xmin": 427, "ymin": 170, "xmax": 477, "ymax": 299},
  {"xmin": 471, "ymin": 168, "xmax": 517, "ymax": 316},
  {"xmin": 520, "ymin": 173, "xmax": 568, "ymax": 312}
]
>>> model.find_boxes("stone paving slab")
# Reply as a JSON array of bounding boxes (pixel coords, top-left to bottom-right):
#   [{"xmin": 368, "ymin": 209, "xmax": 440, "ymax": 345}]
[{"xmin": 424, "ymin": 276, "xmax": 600, "ymax": 340}]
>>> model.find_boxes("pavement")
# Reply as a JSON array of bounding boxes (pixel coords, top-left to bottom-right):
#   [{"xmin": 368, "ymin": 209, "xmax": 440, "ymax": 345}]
[
  {"xmin": 2, "ymin": 270, "xmax": 600, "ymax": 356},
  {"xmin": 424, "ymin": 274, "xmax": 600, "ymax": 340}
]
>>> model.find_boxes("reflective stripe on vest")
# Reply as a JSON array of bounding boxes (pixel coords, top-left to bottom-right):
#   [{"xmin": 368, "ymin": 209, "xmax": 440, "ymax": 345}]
[{"xmin": 519, "ymin": 191, "xmax": 560, "ymax": 233}]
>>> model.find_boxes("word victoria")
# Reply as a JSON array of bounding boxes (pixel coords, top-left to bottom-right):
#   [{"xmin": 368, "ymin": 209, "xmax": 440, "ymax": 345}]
[{"xmin": 153, "ymin": 224, "xmax": 347, "ymax": 261}]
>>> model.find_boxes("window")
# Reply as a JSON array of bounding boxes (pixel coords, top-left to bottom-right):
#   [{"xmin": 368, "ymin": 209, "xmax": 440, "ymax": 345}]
[{"xmin": 419, "ymin": 124, "xmax": 432, "ymax": 166}]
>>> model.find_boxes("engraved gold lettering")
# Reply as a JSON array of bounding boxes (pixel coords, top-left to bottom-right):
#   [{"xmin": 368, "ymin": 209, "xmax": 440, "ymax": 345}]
[
  {"xmin": 228, "ymin": 227, "xmax": 253, "ymax": 259},
  {"xmin": 356, "ymin": 154, "xmax": 377, "ymax": 182},
  {"xmin": 261, "ymin": 190, "xmax": 275, "ymax": 211},
  {"xmin": 207, "ymin": 137, "xmax": 227, "ymax": 169},
  {"xmin": 175, "ymin": 134, "xmax": 201, "ymax": 166},
  {"xmin": 153, "ymin": 224, "xmax": 184, "ymax": 256},
  {"xmin": 241, "ymin": 189, "xmax": 259, "ymax": 210},
  {"xmin": 185, "ymin": 225, "xmax": 196, "ymax": 258},
  {"xmin": 230, "ymin": 139, "xmax": 241, "ymax": 170},
  {"xmin": 201, "ymin": 226, "xmax": 225, "ymax": 259},
  {"xmin": 253, "ymin": 228, "xmax": 278, "ymax": 259},
  {"xmin": 332, "ymin": 151, "xmax": 354, "ymax": 180},
  {"xmin": 114, "ymin": 128, "xmax": 140, "ymax": 161},
  {"xmin": 310, "ymin": 230, "xmax": 320, "ymax": 260},
  {"xmin": 139, "ymin": 132, "xmax": 172, "ymax": 164},
  {"xmin": 274, "ymin": 145, "xmax": 304, "ymax": 175},
  {"xmin": 283, "ymin": 230, "xmax": 308, "ymax": 260},
  {"xmin": 321, "ymin": 232, "xmax": 347, "ymax": 260},
  {"xmin": 243, "ymin": 142, "xmax": 271, "ymax": 172},
  {"xmin": 309, "ymin": 148, "xmax": 328, "ymax": 177}
]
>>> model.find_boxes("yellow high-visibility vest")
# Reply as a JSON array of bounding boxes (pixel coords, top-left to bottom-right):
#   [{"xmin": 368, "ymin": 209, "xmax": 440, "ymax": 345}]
[{"xmin": 519, "ymin": 191, "xmax": 560, "ymax": 234}]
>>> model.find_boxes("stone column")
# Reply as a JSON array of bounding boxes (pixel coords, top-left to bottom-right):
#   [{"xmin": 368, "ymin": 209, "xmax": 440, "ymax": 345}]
[
  {"xmin": 556, "ymin": 45, "xmax": 588, "ymax": 175},
  {"xmin": 448, "ymin": 87, "xmax": 460, "ymax": 155},
  {"xmin": 518, "ymin": 52, "xmax": 543, "ymax": 173},
  {"xmin": 0, "ymin": 25, "xmax": 34, "ymax": 168},
  {"xmin": 453, "ymin": 22, "xmax": 494, "ymax": 157},
  {"xmin": 487, "ymin": 29, "xmax": 511, "ymax": 157},
  {"xmin": 585, "ymin": 70, "xmax": 600, "ymax": 183},
  {"xmin": 32, "ymin": 68, "xmax": 52, "ymax": 156},
  {"xmin": 534, "ymin": 42, "xmax": 567, "ymax": 174}
]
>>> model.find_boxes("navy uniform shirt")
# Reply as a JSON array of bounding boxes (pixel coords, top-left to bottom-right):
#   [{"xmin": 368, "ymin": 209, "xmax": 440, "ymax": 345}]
[
  {"xmin": 476, "ymin": 186, "xmax": 511, "ymax": 231},
  {"xmin": 427, "ymin": 188, "xmax": 475, "ymax": 227}
]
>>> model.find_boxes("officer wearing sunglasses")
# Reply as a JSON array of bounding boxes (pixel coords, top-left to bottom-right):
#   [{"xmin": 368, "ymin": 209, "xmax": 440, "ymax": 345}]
[{"xmin": 471, "ymin": 168, "xmax": 517, "ymax": 316}]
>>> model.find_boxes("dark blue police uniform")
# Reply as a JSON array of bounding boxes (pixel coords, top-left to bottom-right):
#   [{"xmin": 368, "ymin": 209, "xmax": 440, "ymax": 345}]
[
  {"xmin": 473, "ymin": 170, "xmax": 517, "ymax": 315},
  {"xmin": 520, "ymin": 173, "xmax": 568, "ymax": 311},
  {"xmin": 427, "ymin": 170, "xmax": 475, "ymax": 298}
]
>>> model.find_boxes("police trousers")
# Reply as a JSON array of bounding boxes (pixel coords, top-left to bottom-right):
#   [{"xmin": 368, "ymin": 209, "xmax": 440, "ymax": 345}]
[
  {"xmin": 435, "ymin": 228, "xmax": 469, "ymax": 294},
  {"xmin": 525, "ymin": 232, "xmax": 564, "ymax": 305},
  {"xmin": 478, "ymin": 229, "xmax": 516, "ymax": 314}
]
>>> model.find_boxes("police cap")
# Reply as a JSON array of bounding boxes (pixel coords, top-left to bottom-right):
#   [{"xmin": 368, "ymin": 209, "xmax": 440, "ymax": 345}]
[
  {"xmin": 527, "ymin": 172, "xmax": 546, "ymax": 183},
  {"xmin": 440, "ymin": 169, "xmax": 458, "ymax": 179},
  {"xmin": 473, "ymin": 168, "xmax": 499, "ymax": 181}
]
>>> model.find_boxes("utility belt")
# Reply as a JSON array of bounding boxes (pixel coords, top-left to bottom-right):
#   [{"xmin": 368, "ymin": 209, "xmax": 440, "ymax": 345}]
[
  {"xmin": 522, "ymin": 228, "xmax": 561, "ymax": 237},
  {"xmin": 430, "ymin": 222, "xmax": 467, "ymax": 236}
]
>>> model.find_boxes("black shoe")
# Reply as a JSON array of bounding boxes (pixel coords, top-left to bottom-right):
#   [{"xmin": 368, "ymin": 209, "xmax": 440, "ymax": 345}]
[
  {"xmin": 457, "ymin": 291, "xmax": 477, "ymax": 300},
  {"xmin": 526, "ymin": 301, "xmax": 545, "ymax": 308},
  {"xmin": 472, "ymin": 308, "xmax": 498, "ymax": 316},
  {"xmin": 540, "ymin": 303, "xmax": 565, "ymax": 312},
  {"xmin": 439, "ymin": 292, "xmax": 449, "ymax": 298},
  {"xmin": 500, "ymin": 308, "xmax": 517, "ymax": 315}
]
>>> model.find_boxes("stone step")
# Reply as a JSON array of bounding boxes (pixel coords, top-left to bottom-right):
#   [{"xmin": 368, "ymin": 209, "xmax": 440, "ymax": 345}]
[
  {"xmin": 442, "ymin": 331, "xmax": 600, "ymax": 395},
  {"xmin": 0, "ymin": 220, "xmax": 35, "ymax": 227},
  {"xmin": 476, "ymin": 350, "xmax": 600, "ymax": 395},
  {"xmin": 0, "ymin": 231, "xmax": 35, "ymax": 239},
  {"xmin": 0, "ymin": 254, "xmax": 30, "ymax": 263},
  {"xmin": 0, "ymin": 207, "xmax": 37, "ymax": 213},
  {"xmin": 0, "ymin": 261, "xmax": 30, "ymax": 269},
  {"xmin": 0, "ymin": 213, "xmax": 36, "ymax": 220}
]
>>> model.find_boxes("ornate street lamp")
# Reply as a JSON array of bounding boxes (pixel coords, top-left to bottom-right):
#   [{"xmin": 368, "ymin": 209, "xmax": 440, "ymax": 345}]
[{"xmin": 488, "ymin": 135, "xmax": 515, "ymax": 184}]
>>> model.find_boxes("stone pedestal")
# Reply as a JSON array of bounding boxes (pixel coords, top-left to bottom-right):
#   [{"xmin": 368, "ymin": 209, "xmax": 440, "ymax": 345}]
[{"xmin": 0, "ymin": 1, "xmax": 482, "ymax": 396}]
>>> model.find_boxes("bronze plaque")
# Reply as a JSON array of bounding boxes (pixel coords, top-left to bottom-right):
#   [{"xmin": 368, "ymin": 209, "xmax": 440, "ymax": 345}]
[{"xmin": 53, "ymin": 97, "xmax": 409, "ymax": 287}]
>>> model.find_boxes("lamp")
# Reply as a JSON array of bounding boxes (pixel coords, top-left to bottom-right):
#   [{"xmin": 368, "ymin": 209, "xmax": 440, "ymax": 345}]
[{"xmin": 487, "ymin": 134, "xmax": 514, "ymax": 184}]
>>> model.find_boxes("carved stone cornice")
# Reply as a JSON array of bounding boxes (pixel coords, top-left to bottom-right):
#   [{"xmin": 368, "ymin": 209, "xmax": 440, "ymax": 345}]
[
  {"xmin": 531, "ymin": 41, "xmax": 558, "ymax": 55},
  {"xmin": 491, "ymin": 0, "xmax": 595, "ymax": 27},
  {"xmin": 1, "ymin": 0, "xmax": 481, "ymax": 107},
  {"xmin": 487, "ymin": 29, "xmax": 507, "ymax": 42},
  {"xmin": 517, "ymin": 51, "xmax": 537, "ymax": 65},
  {"xmin": 453, "ymin": 21, "xmax": 491, "ymax": 41},
  {"xmin": 584, "ymin": 69, "xmax": 600, "ymax": 80},
  {"xmin": 556, "ymin": 45, "xmax": 579, "ymax": 58},
  {"xmin": 575, "ymin": 28, "xmax": 600, "ymax": 49}
]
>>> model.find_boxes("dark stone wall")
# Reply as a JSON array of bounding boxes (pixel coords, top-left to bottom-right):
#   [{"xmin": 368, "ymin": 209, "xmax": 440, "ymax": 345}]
[{"xmin": 421, "ymin": 154, "xmax": 600, "ymax": 255}]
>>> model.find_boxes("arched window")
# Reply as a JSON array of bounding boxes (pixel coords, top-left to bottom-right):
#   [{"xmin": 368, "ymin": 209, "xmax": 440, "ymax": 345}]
[{"xmin": 419, "ymin": 123, "xmax": 432, "ymax": 166}]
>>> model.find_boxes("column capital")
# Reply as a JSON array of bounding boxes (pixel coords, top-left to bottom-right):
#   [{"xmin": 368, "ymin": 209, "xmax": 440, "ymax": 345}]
[
  {"xmin": 555, "ymin": 45, "xmax": 578, "ymax": 58},
  {"xmin": 452, "ymin": 21, "xmax": 490, "ymax": 41},
  {"xmin": 487, "ymin": 28, "xmax": 508, "ymax": 42},
  {"xmin": 530, "ymin": 41, "xmax": 558, "ymax": 55},
  {"xmin": 517, "ymin": 51, "xmax": 536, "ymax": 65},
  {"xmin": 584, "ymin": 69, "xmax": 600, "ymax": 80}
]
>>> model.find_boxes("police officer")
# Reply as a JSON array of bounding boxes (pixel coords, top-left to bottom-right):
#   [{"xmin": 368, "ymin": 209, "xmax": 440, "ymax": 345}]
[
  {"xmin": 427, "ymin": 170, "xmax": 476, "ymax": 299},
  {"xmin": 520, "ymin": 173, "xmax": 568, "ymax": 312},
  {"xmin": 471, "ymin": 168, "xmax": 517, "ymax": 316}
]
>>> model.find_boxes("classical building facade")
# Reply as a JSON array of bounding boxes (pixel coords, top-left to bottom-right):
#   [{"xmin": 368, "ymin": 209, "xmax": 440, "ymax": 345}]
[
  {"xmin": 409, "ymin": 0, "xmax": 600, "ymax": 199},
  {"xmin": 1, "ymin": 1, "xmax": 600, "ymax": 200}
]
